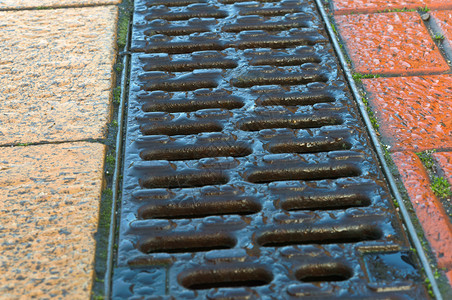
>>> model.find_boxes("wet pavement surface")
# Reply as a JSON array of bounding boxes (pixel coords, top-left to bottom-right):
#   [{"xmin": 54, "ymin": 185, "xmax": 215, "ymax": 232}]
[
  {"xmin": 331, "ymin": 1, "xmax": 452, "ymax": 289},
  {"xmin": 113, "ymin": 0, "xmax": 428, "ymax": 297},
  {"xmin": 335, "ymin": 12, "xmax": 449, "ymax": 75},
  {"xmin": 0, "ymin": 0, "xmax": 451, "ymax": 298},
  {"xmin": 0, "ymin": 3, "xmax": 118, "ymax": 298}
]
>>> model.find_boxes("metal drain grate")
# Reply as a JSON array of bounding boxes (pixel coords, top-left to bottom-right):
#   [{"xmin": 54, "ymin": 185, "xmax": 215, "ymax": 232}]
[{"xmin": 113, "ymin": 0, "xmax": 427, "ymax": 298}]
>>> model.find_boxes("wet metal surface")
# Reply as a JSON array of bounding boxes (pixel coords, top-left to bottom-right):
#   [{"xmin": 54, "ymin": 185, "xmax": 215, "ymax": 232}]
[{"xmin": 113, "ymin": 0, "xmax": 428, "ymax": 298}]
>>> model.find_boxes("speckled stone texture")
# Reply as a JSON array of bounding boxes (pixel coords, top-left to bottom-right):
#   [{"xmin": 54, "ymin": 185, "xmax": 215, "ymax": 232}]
[
  {"xmin": 392, "ymin": 151, "xmax": 452, "ymax": 269},
  {"xmin": 0, "ymin": 142, "xmax": 106, "ymax": 299},
  {"xmin": 0, "ymin": 6, "xmax": 118, "ymax": 146},
  {"xmin": 0, "ymin": 0, "xmax": 121, "ymax": 9},
  {"xmin": 335, "ymin": 12, "xmax": 449, "ymax": 75},
  {"xmin": 333, "ymin": 0, "xmax": 452, "ymax": 15},
  {"xmin": 363, "ymin": 75, "xmax": 452, "ymax": 151}
]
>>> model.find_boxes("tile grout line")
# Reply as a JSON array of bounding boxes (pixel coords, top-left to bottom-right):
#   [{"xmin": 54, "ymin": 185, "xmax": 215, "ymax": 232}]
[
  {"xmin": 333, "ymin": 6, "xmax": 452, "ymax": 16},
  {"xmin": 0, "ymin": 138, "xmax": 113, "ymax": 148}
]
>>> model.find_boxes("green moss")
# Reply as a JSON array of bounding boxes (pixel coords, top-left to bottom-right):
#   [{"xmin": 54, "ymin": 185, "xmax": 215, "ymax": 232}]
[
  {"xmin": 377, "ymin": 8, "xmax": 416, "ymax": 13},
  {"xmin": 361, "ymin": 97, "xmax": 380, "ymax": 131},
  {"xmin": 415, "ymin": 150, "xmax": 436, "ymax": 169},
  {"xmin": 434, "ymin": 34, "xmax": 445, "ymax": 41},
  {"xmin": 117, "ymin": 13, "xmax": 131, "ymax": 49},
  {"xmin": 392, "ymin": 198, "xmax": 399, "ymax": 208},
  {"xmin": 102, "ymin": 188, "xmax": 113, "ymax": 198},
  {"xmin": 114, "ymin": 63, "xmax": 124, "ymax": 73},
  {"xmin": 34, "ymin": 6, "xmax": 51, "ymax": 10},
  {"xmin": 106, "ymin": 154, "xmax": 115, "ymax": 166},
  {"xmin": 431, "ymin": 177, "xmax": 452, "ymax": 198},
  {"xmin": 382, "ymin": 144, "xmax": 392, "ymax": 162},
  {"xmin": 352, "ymin": 73, "xmax": 380, "ymax": 84},
  {"xmin": 331, "ymin": 23, "xmax": 337, "ymax": 35},
  {"xmin": 424, "ymin": 278, "xmax": 434, "ymax": 297},
  {"xmin": 418, "ymin": 6, "xmax": 430, "ymax": 12},
  {"xmin": 113, "ymin": 87, "xmax": 121, "ymax": 105}
]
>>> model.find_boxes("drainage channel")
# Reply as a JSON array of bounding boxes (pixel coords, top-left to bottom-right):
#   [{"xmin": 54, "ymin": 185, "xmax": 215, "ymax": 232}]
[{"xmin": 112, "ymin": 0, "xmax": 429, "ymax": 298}]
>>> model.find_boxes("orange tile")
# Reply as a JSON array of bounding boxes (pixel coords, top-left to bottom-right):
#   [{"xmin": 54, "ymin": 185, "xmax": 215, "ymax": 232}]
[
  {"xmin": 0, "ymin": 6, "xmax": 118, "ymax": 146},
  {"xmin": 433, "ymin": 152, "xmax": 452, "ymax": 186},
  {"xmin": 363, "ymin": 75, "xmax": 452, "ymax": 151},
  {"xmin": 392, "ymin": 151, "xmax": 452, "ymax": 269},
  {"xmin": 333, "ymin": 0, "xmax": 452, "ymax": 15},
  {"xmin": 335, "ymin": 12, "xmax": 449, "ymax": 75},
  {"xmin": 0, "ymin": 142, "xmax": 106, "ymax": 299},
  {"xmin": 0, "ymin": 0, "xmax": 120, "ymax": 9}
]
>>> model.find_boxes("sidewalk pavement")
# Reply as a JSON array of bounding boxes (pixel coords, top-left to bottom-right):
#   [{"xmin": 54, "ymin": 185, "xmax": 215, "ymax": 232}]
[
  {"xmin": 330, "ymin": 0, "xmax": 452, "ymax": 288},
  {"xmin": 0, "ymin": 0, "xmax": 451, "ymax": 298},
  {"xmin": 0, "ymin": 1, "xmax": 120, "ymax": 298}
]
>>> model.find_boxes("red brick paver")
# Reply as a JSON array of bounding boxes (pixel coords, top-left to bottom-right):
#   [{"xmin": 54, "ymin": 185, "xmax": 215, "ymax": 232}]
[
  {"xmin": 392, "ymin": 151, "xmax": 452, "ymax": 269},
  {"xmin": 331, "ymin": 0, "xmax": 452, "ymax": 290},
  {"xmin": 0, "ymin": 142, "xmax": 106, "ymax": 299},
  {"xmin": 335, "ymin": 12, "xmax": 449, "ymax": 75},
  {"xmin": 433, "ymin": 152, "xmax": 452, "ymax": 186},
  {"xmin": 333, "ymin": 0, "xmax": 452, "ymax": 15},
  {"xmin": 363, "ymin": 75, "xmax": 452, "ymax": 151}
]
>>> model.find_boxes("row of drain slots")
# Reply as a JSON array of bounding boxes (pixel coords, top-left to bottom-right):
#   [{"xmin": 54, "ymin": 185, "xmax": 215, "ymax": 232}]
[
  {"xmin": 140, "ymin": 88, "xmax": 335, "ymax": 113},
  {"xmin": 144, "ymin": 7, "xmax": 305, "ymax": 21},
  {"xmin": 137, "ymin": 190, "xmax": 372, "ymax": 220},
  {"xmin": 137, "ymin": 31, "xmax": 326, "ymax": 54},
  {"xmin": 144, "ymin": 18, "xmax": 312, "ymax": 37},
  {"xmin": 142, "ymin": 1, "xmax": 312, "ymax": 22},
  {"xmin": 146, "ymin": 0, "xmax": 299, "ymax": 7},
  {"xmin": 140, "ymin": 115, "xmax": 343, "ymax": 136},
  {"xmin": 140, "ymin": 69, "xmax": 328, "ymax": 92},
  {"xmin": 140, "ymin": 161, "xmax": 362, "ymax": 188},
  {"xmin": 139, "ymin": 139, "xmax": 351, "ymax": 161},
  {"xmin": 179, "ymin": 262, "xmax": 354, "ymax": 290},
  {"xmin": 142, "ymin": 51, "xmax": 321, "ymax": 72},
  {"xmin": 137, "ymin": 223, "xmax": 383, "ymax": 254}
]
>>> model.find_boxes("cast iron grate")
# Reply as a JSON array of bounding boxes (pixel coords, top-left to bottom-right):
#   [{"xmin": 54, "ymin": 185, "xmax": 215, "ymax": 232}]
[{"xmin": 113, "ymin": 0, "xmax": 427, "ymax": 298}]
